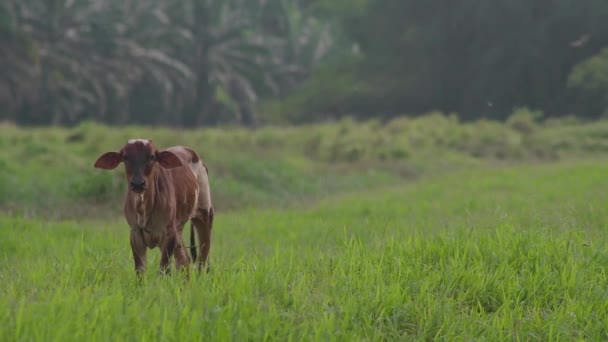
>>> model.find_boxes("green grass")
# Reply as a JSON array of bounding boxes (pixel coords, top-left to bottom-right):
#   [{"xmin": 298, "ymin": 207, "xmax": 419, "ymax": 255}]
[
  {"xmin": 4, "ymin": 112, "xmax": 608, "ymax": 216},
  {"xmin": 3, "ymin": 161, "xmax": 608, "ymax": 340}
]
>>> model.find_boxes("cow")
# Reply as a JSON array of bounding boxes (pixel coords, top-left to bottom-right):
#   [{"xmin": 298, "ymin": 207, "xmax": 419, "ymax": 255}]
[{"xmin": 94, "ymin": 139, "xmax": 214, "ymax": 277}]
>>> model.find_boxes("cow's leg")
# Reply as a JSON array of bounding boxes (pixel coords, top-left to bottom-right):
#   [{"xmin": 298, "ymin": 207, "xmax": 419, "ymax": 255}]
[
  {"xmin": 159, "ymin": 229, "xmax": 176, "ymax": 275},
  {"xmin": 173, "ymin": 223, "xmax": 191, "ymax": 274},
  {"xmin": 130, "ymin": 230, "xmax": 147, "ymax": 278},
  {"xmin": 192, "ymin": 207, "xmax": 214, "ymax": 272}
]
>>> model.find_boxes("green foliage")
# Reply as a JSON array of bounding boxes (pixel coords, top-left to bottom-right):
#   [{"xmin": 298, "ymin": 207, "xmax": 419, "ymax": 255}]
[
  {"xmin": 2, "ymin": 115, "xmax": 608, "ymax": 216},
  {"xmin": 280, "ymin": 0, "xmax": 608, "ymax": 122},
  {"xmin": 0, "ymin": 0, "xmax": 336, "ymax": 126},
  {"xmin": 68, "ymin": 171, "xmax": 118, "ymax": 201},
  {"xmin": 261, "ymin": 55, "xmax": 370, "ymax": 123},
  {"xmin": 3, "ymin": 162, "xmax": 608, "ymax": 339},
  {"xmin": 506, "ymin": 107, "xmax": 543, "ymax": 135},
  {"xmin": 0, "ymin": 3, "xmax": 15, "ymax": 34},
  {"xmin": 6, "ymin": 1, "xmax": 608, "ymax": 125},
  {"xmin": 568, "ymin": 48, "xmax": 608, "ymax": 118},
  {"xmin": 0, "ymin": 157, "xmax": 12, "ymax": 204}
]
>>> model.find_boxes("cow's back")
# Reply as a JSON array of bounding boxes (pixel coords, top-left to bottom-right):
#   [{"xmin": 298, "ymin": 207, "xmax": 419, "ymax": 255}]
[{"xmin": 166, "ymin": 146, "xmax": 212, "ymax": 215}]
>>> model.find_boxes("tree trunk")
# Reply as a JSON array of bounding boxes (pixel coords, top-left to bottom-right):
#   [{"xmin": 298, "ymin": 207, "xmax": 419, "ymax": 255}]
[
  {"xmin": 183, "ymin": 1, "xmax": 213, "ymax": 127},
  {"xmin": 37, "ymin": 0, "xmax": 59, "ymax": 125}
]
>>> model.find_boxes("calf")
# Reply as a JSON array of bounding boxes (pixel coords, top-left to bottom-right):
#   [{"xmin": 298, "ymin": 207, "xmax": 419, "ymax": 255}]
[{"xmin": 94, "ymin": 139, "xmax": 214, "ymax": 276}]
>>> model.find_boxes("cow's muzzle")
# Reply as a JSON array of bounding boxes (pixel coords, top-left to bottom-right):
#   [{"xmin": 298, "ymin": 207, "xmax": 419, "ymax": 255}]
[{"xmin": 130, "ymin": 180, "xmax": 146, "ymax": 193}]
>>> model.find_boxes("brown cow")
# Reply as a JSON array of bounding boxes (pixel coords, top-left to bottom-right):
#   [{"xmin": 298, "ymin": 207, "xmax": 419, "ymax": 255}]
[{"xmin": 94, "ymin": 139, "xmax": 214, "ymax": 276}]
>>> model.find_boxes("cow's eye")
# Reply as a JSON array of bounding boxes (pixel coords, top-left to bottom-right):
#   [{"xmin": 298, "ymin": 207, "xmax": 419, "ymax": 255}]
[
  {"xmin": 122, "ymin": 155, "xmax": 128, "ymax": 161},
  {"xmin": 148, "ymin": 154, "xmax": 155, "ymax": 161}
]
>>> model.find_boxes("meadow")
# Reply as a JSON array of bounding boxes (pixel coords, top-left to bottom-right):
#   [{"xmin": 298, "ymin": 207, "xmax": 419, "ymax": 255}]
[{"xmin": 2, "ymin": 112, "xmax": 608, "ymax": 340}]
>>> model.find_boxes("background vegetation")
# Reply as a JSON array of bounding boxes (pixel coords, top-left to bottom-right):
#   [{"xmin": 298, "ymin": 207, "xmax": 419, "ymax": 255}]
[
  {"xmin": 3, "ymin": 0, "xmax": 608, "ymax": 126},
  {"xmin": 4, "ymin": 1, "xmax": 608, "ymax": 339},
  {"xmin": 2, "ymin": 110, "xmax": 608, "ymax": 217}
]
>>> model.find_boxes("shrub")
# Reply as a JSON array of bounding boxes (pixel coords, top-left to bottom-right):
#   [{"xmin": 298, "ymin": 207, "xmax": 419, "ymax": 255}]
[
  {"xmin": 507, "ymin": 107, "xmax": 543, "ymax": 135},
  {"xmin": 68, "ymin": 170, "xmax": 120, "ymax": 201},
  {"xmin": 568, "ymin": 48, "xmax": 608, "ymax": 118},
  {"xmin": 0, "ymin": 158, "xmax": 12, "ymax": 204}
]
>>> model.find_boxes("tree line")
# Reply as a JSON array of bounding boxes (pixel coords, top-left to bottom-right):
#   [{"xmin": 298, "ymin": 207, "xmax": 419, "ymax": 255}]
[{"xmin": 2, "ymin": 0, "xmax": 608, "ymax": 127}]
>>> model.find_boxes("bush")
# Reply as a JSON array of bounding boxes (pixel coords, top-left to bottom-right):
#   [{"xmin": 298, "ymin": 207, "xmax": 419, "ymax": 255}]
[
  {"xmin": 2, "ymin": 116, "xmax": 608, "ymax": 216},
  {"xmin": 568, "ymin": 48, "xmax": 608, "ymax": 118},
  {"xmin": 68, "ymin": 170, "xmax": 120, "ymax": 201},
  {"xmin": 507, "ymin": 107, "xmax": 543, "ymax": 135},
  {"xmin": 0, "ymin": 157, "xmax": 12, "ymax": 204}
]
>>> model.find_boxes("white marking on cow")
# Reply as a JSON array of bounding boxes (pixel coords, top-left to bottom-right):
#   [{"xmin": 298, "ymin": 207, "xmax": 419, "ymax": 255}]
[
  {"xmin": 190, "ymin": 189, "xmax": 200, "ymax": 217},
  {"xmin": 128, "ymin": 139, "xmax": 150, "ymax": 145},
  {"xmin": 135, "ymin": 193, "xmax": 147, "ymax": 228}
]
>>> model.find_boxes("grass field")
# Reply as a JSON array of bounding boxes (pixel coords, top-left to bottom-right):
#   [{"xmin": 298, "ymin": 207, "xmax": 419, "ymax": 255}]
[
  {"xmin": 3, "ymin": 111, "xmax": 608, "ymax": 217},
  {"xmin": 2, "ymin": 159, "xmax": 608, "ymax": 340}
]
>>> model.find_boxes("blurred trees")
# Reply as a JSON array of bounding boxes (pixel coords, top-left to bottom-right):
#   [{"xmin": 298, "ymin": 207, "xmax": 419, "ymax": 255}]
[
  {"xmin": 282, "ymin": 0, "xmax": 608, "ymax": 122},
  {"xmin": 2, "ymin": 0, "xmax": 608, "ymax": 126},
  {"xmin": 0, "ymin": 0, "xmax": 333, "ymax": 126}
]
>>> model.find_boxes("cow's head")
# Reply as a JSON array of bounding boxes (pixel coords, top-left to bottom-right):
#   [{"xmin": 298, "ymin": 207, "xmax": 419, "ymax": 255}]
[{"xmin": 94, "ymin": 139, "xmax": 183, "ymax": 193}]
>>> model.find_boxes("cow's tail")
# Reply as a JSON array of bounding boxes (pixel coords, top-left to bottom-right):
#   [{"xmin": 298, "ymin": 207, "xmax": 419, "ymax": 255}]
[{"xmin": 190, "ymin": 221, "xmax": 197, "ymax": 263}]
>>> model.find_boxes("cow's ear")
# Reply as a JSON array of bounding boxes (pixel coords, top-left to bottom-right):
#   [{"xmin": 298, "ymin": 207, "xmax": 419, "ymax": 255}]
[
  {"xmin": 156, "ymin": 150, "xmax": 183, "ymax": 169},
  {"xmin": 94, "ymin": 152, "xmax": 122, "ymax": 170}
]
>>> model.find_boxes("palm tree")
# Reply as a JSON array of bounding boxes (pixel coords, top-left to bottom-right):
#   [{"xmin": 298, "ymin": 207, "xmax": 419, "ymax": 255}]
[
  {"xmin": 0, "ymin": 1, "xmax": 38, "ymax": 122},
  {"xmin": 1, "ymin": 0, "xmax": 336, "ymax": 126},
  {"xmin": 8, "ymin": 0, "xmax": 193, "ymax": 125},
  {"xmin": 165, "ymin": 0, "xmax": 335, "ymax": 127}
]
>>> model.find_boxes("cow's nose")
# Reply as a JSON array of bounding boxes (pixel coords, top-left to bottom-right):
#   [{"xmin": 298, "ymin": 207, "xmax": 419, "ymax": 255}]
[{"xmin": 130, "ymin": 180, "xmax": 146, "ymax": 192}]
